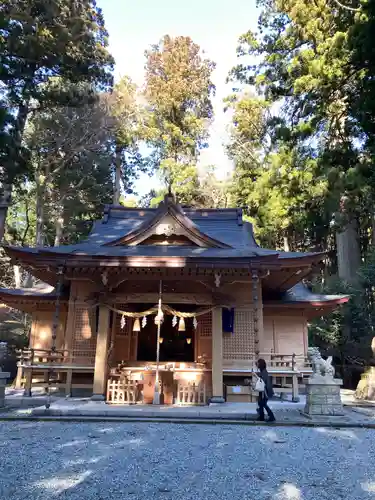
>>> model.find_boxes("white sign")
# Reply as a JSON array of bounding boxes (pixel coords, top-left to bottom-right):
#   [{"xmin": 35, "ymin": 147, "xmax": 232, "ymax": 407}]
[{"xmin": 232, "ymin": 386, "xmax": 242, "ymax": 394}]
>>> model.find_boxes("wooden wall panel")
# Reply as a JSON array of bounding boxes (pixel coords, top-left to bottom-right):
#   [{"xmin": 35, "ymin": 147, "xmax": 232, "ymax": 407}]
[
  {"xmin": 220, "ymin": 283, "xmax": 253, "ymax": 306},
  {"xmin": 262, "ymin": 315, "xmax": 275, "ymax": 352},
  {"xmin": 30, "ymin": 311, "xmax": 66, "ymax": 351},
  {"xmin": 263, "ymin": 314, "xmax": 307, "ymax": 355}
]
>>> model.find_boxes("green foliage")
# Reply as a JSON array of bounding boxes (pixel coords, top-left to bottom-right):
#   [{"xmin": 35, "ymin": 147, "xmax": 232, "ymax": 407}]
[
  {"xmin": 226, "ymin": 92, "xmax": 328, "ymax": 249},
  {"xmin": 22, "ymin": 83, "xmax": 115, "ymax": 246},
  {"xmin": 0, "ymin": 0, "xmax": 114, "ymax": 186},
  {"xmin": 144, "ymin": 35, "xmax": 216, "ymax": 191},
  {"xmin": 228, "ymin": 0, "xmax": 375, "ymax": 372},
  {"xmin": 309, "ymin": 251, "xmax": 375, "ymax": 366},
  {"xmin": 110, "ymin": 76, "xmax": 153, "ymax": 190},
  {"xmin": 229, "ymin": 0, "xmax": 369, "ymax": 228}
]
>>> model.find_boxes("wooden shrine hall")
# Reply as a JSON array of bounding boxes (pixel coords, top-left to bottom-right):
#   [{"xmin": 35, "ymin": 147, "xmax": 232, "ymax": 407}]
[{"xmin": 0, "ymin": 194, "xmax": 348, "ymax": 405}]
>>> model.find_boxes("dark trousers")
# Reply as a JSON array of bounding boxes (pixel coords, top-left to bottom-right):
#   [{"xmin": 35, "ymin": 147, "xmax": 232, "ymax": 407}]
[{"xmin": 258, "ymin": 393, "xmax": 275, "ymax": 420}]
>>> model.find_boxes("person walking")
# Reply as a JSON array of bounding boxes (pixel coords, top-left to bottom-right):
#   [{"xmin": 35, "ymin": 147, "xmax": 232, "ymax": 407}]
[{"xmin": 255, "ymin": 358, "xmax": 275, "ymax": 422}]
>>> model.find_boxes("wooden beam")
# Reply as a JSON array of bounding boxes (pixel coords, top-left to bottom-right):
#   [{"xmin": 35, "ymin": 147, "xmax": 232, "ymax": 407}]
[
  {"xmin": 107, "ymin": 292, "xmax": 215, "ymax": 305},
  {"xmin": 211, "ymin": 307, "xmax": 224, "ymax": 403}
]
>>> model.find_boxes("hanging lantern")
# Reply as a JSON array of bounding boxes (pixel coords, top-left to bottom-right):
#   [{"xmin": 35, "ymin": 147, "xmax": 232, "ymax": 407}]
[
  {"xmin": 120, "ymin": 315, "xmax": 126, "ymax": 330},
  {"xmin": 142, "ymin": 316, "xmax": 147, "ymax": 328},
  {"xmin": 154, "ymin": 311, "xmax": 164, "ymax": 325},
  {"xmin": 178, "ymin": 317, "xmax": 186, "ymax": 332},
  {"xmin": 133, "ymin": 318, "xmax": 141, "ymax": 332},
  {"xmin": 159, "ymin": 337, "xmax": 164, "ymax": 344},
  {"xmin": 193, "ymin": 317, "xmax": 198, "ymax": 329},
  {"xmin": 172, "ymin": 315, "xmax": 177, "ymax": 328},
  {"xmin": 186, "ymin": 337, "xmax": 192, "ymax": 344}
]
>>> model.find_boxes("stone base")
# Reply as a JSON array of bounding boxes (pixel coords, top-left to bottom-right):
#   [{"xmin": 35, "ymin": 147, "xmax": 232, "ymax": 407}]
[
  {"xmin": 355, "ymin": 367, "xmax": 375, "ymax": 401},
  {"xmin": 304, "ymin": 377, "xmax": 344, "ymax": 416},
  {"xmin": 209, "ymin": 396, "xmax": 225, "ymax": 404},
  {"xmin": 0, "ymin": 372, "xmax": 10, "ymax": 408},
  {"xmin": 91, "ymin": 394, "xmax": 106, "ymax": 402}
]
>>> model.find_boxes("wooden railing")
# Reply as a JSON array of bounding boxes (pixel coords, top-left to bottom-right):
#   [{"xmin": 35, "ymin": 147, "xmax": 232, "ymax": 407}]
[
  {"xmin": 16, "ymin": 348, "xmax": 95, "ymax": 367},
  {"xmin": 176, "ymin": 380, "xmax": 207, "ymax": 406},
  {"xmin": 14, "ymin": 348, "xmax": 95, "ymax": 396},
  {"xmin": 107, "ymin": 377, "xmax": 141, "ymax": 404},
  {"xmin": 223, "ymin": 352, "xmax": 312, "ymax": 373}
]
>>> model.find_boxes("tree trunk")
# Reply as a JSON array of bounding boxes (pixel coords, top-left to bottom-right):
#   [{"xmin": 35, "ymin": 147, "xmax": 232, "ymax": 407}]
[
  {"xmin": 0, "ymin": 93, "xmax": 31, "ymax": 240},
  {"xmin": 113, "ymin": 144, "xmax": 122, "ymax": 205},
  {"xmin": 372, "ymin": 214, "xmax": 375, "ymax": 246},
  {"xmin": 35, "ymin": 189, "xmax": 45, "ymax": 247},
  {"xmin": 283, "ymin": 235, "xmax": 290, "ymax": 252},
  {"xmin": 336, "ymin": 219, "xmax": 361, "ymax": 284},
  {"xmin": 35, "ymin": 170, "xmax": 46, "ymax": 247},
  {"xmin": 13, "ymin": 265, "xmax": 21, "ymax": 288},
  {"xmin": 0, "ymin": 187, "xmax": 12, "ymax": 241},
  {"xmin": 54, "ymin": 208, "xmax": 64, "ymax": 247}
]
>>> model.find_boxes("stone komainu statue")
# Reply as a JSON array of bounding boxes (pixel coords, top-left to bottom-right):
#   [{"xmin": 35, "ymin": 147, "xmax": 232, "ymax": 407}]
[{"xmin": 307, "ymin": 347, "xmax": 335, "ymax": 378}]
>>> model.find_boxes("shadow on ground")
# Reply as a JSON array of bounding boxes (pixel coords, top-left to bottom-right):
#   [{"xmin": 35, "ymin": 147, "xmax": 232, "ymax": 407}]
[{"xmin": 0, "ymin": 421, "xmax": 374, "ymax": 500}]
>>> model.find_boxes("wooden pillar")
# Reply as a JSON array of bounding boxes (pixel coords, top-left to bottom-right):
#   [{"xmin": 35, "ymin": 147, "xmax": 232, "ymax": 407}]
[
  {"xmin": 91, "ymin": 306, "xmax": 110, "ymax": 401},
  {"xmin": 23, "ymin": 368, "xmax": 32, "ymax": 397},
  {"xmin": 211, "ymin": 307, "xmax": 225, "ymax": 403},
  {"xmin": 252, "ymin": 270, "xmax": 260, "ymax": 356},
  {"xmin": 14, "ymin": 365, "xmax": 23, "ymax": 389}
]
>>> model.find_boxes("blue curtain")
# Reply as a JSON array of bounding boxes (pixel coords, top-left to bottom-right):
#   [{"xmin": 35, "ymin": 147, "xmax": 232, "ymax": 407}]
[{"xmin": 222, "ymin": 308, "xmax": 235, "ymax": 334}]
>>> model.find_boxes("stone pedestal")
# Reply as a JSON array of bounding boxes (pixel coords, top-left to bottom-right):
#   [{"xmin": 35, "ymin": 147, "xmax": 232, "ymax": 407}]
[
  {"xmin": 304, "ymin": 377, "xmax": 344, "ymax": 416},
  {"xmin": 0, "ymin": 371, "xmax": 10, "ymax": 408},
  {"xmin": 355, "ymin": 367, "xmax": 375, "ymax": 401}
]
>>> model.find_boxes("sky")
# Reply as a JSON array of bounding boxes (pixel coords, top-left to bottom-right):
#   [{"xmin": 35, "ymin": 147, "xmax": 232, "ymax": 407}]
[{"xmin": 101, "ymin": 0, "xmax": 258, "ymax": 196}]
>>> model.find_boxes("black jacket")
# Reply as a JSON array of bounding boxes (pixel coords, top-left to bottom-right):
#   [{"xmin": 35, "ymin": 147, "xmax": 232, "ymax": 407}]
[{"xmin": 258, "ymin": 368, "xmax": 274, "ymax": 398}]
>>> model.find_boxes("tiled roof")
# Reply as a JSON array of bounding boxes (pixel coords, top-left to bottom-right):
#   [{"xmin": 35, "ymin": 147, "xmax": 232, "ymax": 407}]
[{"xmin": 2, "ymin": 198, "xmax": 325, "ymax": 262}]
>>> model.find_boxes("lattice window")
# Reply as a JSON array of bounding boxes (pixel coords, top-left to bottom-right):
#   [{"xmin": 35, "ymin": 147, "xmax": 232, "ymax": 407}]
[
  {"xmin": 196, "ymin": 312, "xmax": 212, "ymax": 362},
  {"xmin": 197, "ymin": 312, "xmax": 212, "ymax": 337},
  {"xmin": 113, "ymin": 305, "xmax": 131, "ymax": 337},
  {"xmin": 112, "ymin": 305, "xmax": 135, "ymax": 363},
  {"xmin": 223, "ymin": 308, "xmax": 255, "ymax": 360},
  {"xmin": 72, "ymin": 307, "xmax": 97, "ymax": 364}
]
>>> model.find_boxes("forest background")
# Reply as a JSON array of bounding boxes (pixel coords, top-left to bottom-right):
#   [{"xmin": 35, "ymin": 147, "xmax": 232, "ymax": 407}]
[{"xmin": 2, "ymin": 0, "xmax": 375, "ymax": 385}]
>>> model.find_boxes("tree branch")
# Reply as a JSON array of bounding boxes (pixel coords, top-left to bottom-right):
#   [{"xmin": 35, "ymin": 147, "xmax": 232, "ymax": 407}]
[{"xmin": 330, "ymin": 0, "xmax": 360, "ymax": 11}]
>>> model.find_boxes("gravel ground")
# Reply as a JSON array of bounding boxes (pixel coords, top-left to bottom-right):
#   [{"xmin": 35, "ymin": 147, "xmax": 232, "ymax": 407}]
[{"xmin": 1, "ymin": 422, "xmax": 375, "ymax": 500}]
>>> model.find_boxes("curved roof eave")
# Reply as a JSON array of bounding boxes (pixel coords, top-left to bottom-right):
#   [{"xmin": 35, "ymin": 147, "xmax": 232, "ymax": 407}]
[
  {"xmin": 2, "ymin": 243, "xmax": 325, "ymax": 267},
  {"xmin": 263, "ymin": 282, "xmax": 350, "ymax": 307}
]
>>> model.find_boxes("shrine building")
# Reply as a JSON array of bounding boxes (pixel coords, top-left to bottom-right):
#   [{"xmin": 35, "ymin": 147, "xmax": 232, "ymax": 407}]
[{"xmin": 0, "ymin": 194, "xmax": 348, "ymax": 404}]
